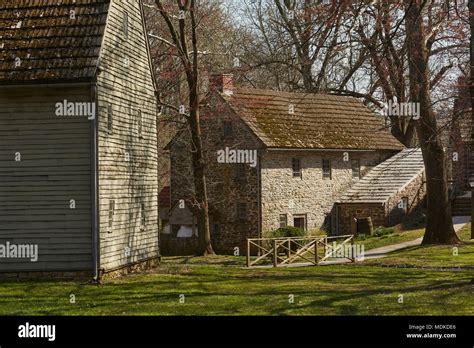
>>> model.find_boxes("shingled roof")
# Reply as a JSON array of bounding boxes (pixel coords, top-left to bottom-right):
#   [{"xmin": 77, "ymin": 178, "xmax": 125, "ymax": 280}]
[
  {"xmin": 339, "ymin": 148, "xmax": 424, "ymax": 203},
  {"xmin": 224, "ymin": 88, "xmax": 403, "ymax": 151},
  {"xmin": 0, "ymin": 0, "xmax": 110, "ymax": 84}
]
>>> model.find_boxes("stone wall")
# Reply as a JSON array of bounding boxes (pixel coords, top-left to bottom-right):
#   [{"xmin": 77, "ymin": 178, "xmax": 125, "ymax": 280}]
[
  {"xmin": 337, "ymin": 171, "xmax": 425, "ymax": 235},
  {"xmin": 260, "ymin": 150, "xmax": 394, "ymax": 234},
  {"xmin": 169, "ymin": 92, "xmax": 261, "ymax": 254},
  {"xmin": 385, "ymin": 171, "xmax": 425, "ymax": 225},
  {"xmin": 337, "ymin": 203, "xmax": 386, "ymax": 235}
]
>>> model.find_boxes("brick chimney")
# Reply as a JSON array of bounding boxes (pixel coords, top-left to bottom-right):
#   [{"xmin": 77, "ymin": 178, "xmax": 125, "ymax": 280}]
[{"xmin": 210, "ymin": 73, "xmax": 234, "ymax": 96}]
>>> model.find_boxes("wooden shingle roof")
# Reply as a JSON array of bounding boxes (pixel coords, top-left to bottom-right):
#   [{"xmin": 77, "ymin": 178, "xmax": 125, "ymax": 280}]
[
  {"xmin": 339, "ymin": 148, "xmax": 424, "ymax": 204},
  {"xmin": 0, "ymin": 0, "xmax": 110, "ymax": 84},
  {"xmin": 224, "ymin": 88, "xmax": 404, "ymax": 151}
]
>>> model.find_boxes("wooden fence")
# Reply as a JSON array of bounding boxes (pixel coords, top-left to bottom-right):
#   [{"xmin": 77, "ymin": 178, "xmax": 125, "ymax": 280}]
[{"xmin": 246, "ymin": 234, "xmax": 355, "ymax": 268}]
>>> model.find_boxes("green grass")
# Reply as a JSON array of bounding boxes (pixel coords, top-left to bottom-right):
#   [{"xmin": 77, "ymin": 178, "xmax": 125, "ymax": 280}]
[
  {"xmin": 0, "ymin": 254, "xmax": 472, "ymax": 316},
  {"xmin": 0, "ymin": 226, "xmax": 471, "ymax": 316},
  {"xmin": 358, "ymin": 228, "xmax": 425, "ymax": 250},
  {"xmin": 364, "ymin": 223, "xmax": 474, "ymax": 268}
]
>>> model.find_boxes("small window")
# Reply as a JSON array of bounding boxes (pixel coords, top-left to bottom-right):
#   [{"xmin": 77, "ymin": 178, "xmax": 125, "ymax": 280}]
[
  {"xmin": 140, "ymin": 203, "xmax": 146, "ymax": 230},
  {"xmin": 223, "ymin": 121, "xmax": 233, "ymax": 137},
  {"xmin": 351, "ymin": 159, "xmax": 360, "ymax": 179},
  {"xmin": 279, "ymin": 214, "xmax": 288, "ymax": 228},
  {"xmin": 107, "ymin": 200, "xmax": 115, "ymax": 233},
  {"xmin": 213, "ymin": 224, "xmax": 220, "ymax": 236},
  {"xmin": 123, "ymin": 11, "xmax": 129, "ymax": 39},
  {"xmin": 293, "ymin": 215, "xmax": 306, "ymax": 231},
  {"xmin": 107, "ymin": 104, "xmax": 113, "ymax": 134},
  {"xmin": 322, "ymin": 159, "xmax": 331, "ymax": 179},
  {"xmin": 292, "ymin": 158, "xmax": 301, "ymax": 177},
  {"xmin": 236, "ymin": 203, "xmax": 247, "ymax": 220},
  {"xmin": 137, "ymin": 110, "xmax": 143, "ymax": 138},
  {"xmin": 235, "ymin": 163, "xmax": 246, "ymax": 180}
]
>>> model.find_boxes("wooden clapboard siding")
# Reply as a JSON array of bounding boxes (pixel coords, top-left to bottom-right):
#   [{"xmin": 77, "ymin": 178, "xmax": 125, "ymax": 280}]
[
  {"xmin": 0, "ymin": 85, "xmax": 93, "ymax": 272},
  {"xmin": 97, "ymin": 0, "xmax": 159, "ymax": 271}
]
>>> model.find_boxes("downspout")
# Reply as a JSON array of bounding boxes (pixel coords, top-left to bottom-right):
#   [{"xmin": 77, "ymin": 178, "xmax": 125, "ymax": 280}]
[
  {"xmin": 257, "ymin": 149, "xmax": 262, "ymax": 238},
  {"xmin": 91, "ymin": 84, "xmax": 100, "ymax": 282}
]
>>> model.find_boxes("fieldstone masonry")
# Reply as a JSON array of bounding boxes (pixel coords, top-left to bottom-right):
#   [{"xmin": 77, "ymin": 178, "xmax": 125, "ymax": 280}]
[{"xmin": 260, "ymin": 150, "xmax": 394, "ymax": 234}]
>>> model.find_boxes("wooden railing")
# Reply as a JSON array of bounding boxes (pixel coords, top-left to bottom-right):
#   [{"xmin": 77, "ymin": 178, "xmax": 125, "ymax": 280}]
[{"xmin": 246, "ymin": 235, "xmax": 355, "ymax": 268}]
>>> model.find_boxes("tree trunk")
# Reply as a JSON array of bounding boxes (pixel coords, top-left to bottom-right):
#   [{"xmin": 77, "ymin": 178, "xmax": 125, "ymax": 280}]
[
  {"xmin": 469, "ymin": 0, "xmax": 474, "ymax": 239},
  {"xmin": 404, "ymin": 0, "xmax": 460, "ymax": 244},
  {"xmin": 188, "ymin": 78, "xmax": 215, "ymax": 256},
  {"xmin": 391, "ymin": 121, "xmax": 418, "ymax": 148}
]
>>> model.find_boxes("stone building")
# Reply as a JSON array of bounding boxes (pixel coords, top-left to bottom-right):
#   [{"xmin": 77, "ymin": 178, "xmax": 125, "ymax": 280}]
[{"xmin": 166, "ymin": 74, "xmax": 412, "ymax": 255}]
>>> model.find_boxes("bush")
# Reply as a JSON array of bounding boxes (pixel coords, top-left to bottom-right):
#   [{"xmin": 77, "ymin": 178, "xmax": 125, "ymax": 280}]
[
  {"xmin": 270, "ymin": 226, "xmax": 306, "ymax": 253},
  {"xmin": 373, "ymin": 226, "xmax": 395, "ymax": 237},
  {"xmin": 271, "ymin": 226, "xmax": 305, "ymax": 238}
]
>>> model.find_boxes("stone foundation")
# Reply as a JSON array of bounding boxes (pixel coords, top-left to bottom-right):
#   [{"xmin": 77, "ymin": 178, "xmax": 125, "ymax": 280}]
[{"xmin": 100, "ymin": 257, "xmax": 161, "ymax": 280}]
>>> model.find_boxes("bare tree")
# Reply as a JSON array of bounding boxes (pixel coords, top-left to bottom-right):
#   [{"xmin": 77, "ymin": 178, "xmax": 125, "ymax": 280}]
[
  {"xmin": 469, "ymin": 0, "xmax": 474, "ymax": 239},
  {"xmin": 404, "ymin": 0, "xmax": 460, "ymax": 244},
  {"xmin": 153, "ymin": 0, "xmax": 214, "ymax": 255}
]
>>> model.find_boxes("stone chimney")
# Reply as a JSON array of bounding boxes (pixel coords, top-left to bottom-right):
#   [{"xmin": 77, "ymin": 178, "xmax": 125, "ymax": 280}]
[{"xmin": 210, "ymin": 73, "xmax": 234, "ymax": 96}]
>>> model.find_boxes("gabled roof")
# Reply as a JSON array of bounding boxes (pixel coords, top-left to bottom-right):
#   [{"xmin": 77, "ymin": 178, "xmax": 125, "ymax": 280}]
[
  {"xmin": 0, "ymin": 0, "xmax": 110, "ymax": 84},
  {"xmin": 223, "ymin": 88, "xmax": 403, "ymax": 151},
  {"xmin": 339, "ymin": 148, "xmax": 424, "ymax": 204}
]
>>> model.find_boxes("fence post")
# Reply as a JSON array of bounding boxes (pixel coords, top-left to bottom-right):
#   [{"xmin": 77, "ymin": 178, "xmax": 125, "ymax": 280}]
[
  {"xmin": 287, "ymin": 239, "xmax": 291, "ymax": 258},
  {"xmin": 351, "ymin": 236, "xmax": 356, "ymax": 262},
  {"xmin": 247, "ymin": 239, "xmax": 250, "ymax": 267},
  {"xmin": 324, "ymin": 236, "xmax": 327, "ymax": 256},
  {"xmin": 315, "ymin": 239, "xmax": 318, "ymax": 265},
  {"xmin": 273, "ymin": 239, "xmax": 278, "ymax": 267}
]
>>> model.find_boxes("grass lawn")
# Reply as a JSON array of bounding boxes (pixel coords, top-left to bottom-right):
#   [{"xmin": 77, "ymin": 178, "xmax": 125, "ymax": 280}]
[
  {"xmin": 0, "ymin": 225, "xmax": 471, "ymax": 316},
  {"xmin": 357, "ymin": 228, "xmax": 425, "ymax": 250},
  {"xmin": 0, "ymin": 255, "xmax": 472, "ymax": 316},
  {"xmin": 364, "ymin": 223, "xmax": 474, "ymax": 268}
]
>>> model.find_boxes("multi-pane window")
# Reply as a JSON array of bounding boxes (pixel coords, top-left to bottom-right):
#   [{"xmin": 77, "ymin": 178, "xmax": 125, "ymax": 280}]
[
  {"xmin": 279, "ymin": 214, "xmax": 288, "ymax": 228},
  {"xmin": 236, "ymin": 203, "xmax": 247, "ymax": 220},
  {"xmin": 351, "ymin": 159, "xmax": 360, "ymax": 179},
  {"xmin": 293, "ymin": 215, "xmax": 307, "ymax": 231},
  {"xmin": 107, "ymin": 200, "xmax": 115, "ymax": 233},
  {"xmin": 140, "ymin": 203, "xmax": 146, "ymax": 230},
  {"xmin": 107, "ymin": 104, "xmax": 113, "ymax": 134},
  {"xmin": 322, "ymin": 159, "xmax": 331, "ymax": 179},
  {"xmin": 213, "ymin": 224, "xmax": 220, "ymax": 236},
  {"xmin": 223, "ymin": 121, "xmax": 233, "ymax": 137},
  {"xmin": 292, "ymin": 158, "xmax": 301, "ymax": 177},
  {"xmin": 137, "ymin": 110, "xmax": 143, "ymax": 138},
  {"xmin": 123, "ymin": 11, "xmax": 129, "ymax": 39}
]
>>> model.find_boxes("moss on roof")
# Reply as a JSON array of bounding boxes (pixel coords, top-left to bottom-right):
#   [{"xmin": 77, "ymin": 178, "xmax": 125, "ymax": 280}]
[
  {"xmin": 0, "ymin": 0, "xmax": 110, "ymax": 84},
  {"xmin": 225, "ymin": 88, "xmax": 404, "ymax": 151}
]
